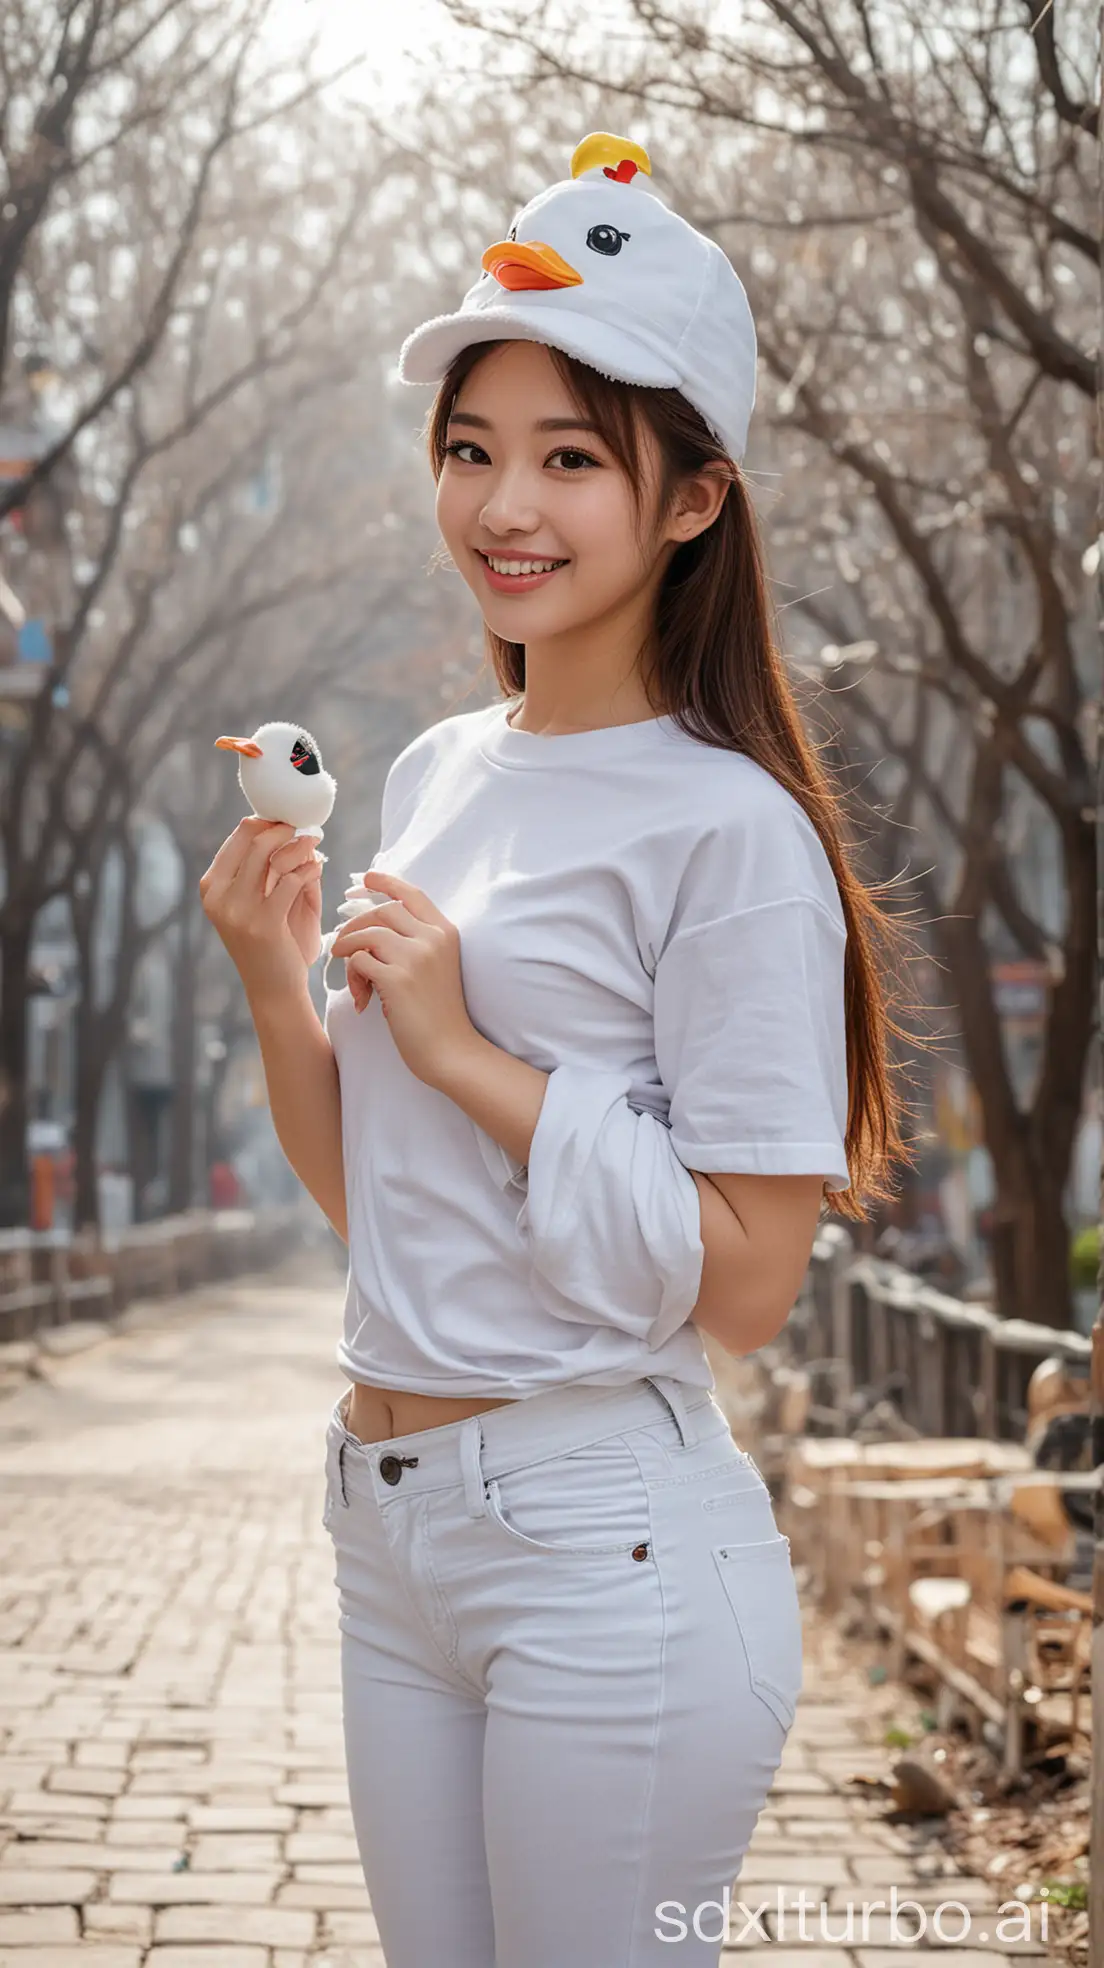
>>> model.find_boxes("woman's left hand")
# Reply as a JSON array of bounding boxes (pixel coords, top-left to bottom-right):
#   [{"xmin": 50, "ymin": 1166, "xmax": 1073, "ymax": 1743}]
[{"xmin": 328, "ymin": 870, "xmax": 478, "ymax": 1090}]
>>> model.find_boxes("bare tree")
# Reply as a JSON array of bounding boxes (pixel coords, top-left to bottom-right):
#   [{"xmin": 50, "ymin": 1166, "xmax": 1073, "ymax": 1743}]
[{"xmin": 0, "ymin": 2, "xmax": 459, "ymax": 1222}]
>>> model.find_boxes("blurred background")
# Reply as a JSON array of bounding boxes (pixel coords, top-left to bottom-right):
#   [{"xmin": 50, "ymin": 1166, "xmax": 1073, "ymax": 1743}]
[{"xmin": 0, "ymin": 0, "xmax": 1097, "ymax": 1335}]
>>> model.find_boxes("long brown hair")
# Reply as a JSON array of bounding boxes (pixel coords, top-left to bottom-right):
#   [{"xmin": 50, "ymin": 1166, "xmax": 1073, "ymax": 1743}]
[{"xmin": 423, "ymin": 339, "xmax": 922, "ymax": 1218}]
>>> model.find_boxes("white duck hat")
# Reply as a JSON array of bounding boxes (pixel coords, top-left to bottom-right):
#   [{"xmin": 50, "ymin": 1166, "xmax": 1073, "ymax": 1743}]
[{"xmin": 397, "ymin": 132, "xmax": 758, "ymax": 463}]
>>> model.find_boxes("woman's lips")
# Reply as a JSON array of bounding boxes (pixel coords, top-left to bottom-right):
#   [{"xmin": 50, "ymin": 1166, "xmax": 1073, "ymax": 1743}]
[{"xmin": 477, "ymin": 551, "xmax": 568, "ymax": 593}]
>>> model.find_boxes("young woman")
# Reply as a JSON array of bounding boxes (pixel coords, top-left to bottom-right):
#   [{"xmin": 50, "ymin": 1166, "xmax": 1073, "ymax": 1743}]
[{"xmin": 202, "ymin": 133, "xmax": 910, "ymax": 1968}]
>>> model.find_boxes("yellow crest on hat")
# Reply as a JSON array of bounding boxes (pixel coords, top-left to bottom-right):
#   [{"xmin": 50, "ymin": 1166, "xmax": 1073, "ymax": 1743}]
[{"xmin": 570, "ymin": 133, "xmax": 652, "ymax": 185}]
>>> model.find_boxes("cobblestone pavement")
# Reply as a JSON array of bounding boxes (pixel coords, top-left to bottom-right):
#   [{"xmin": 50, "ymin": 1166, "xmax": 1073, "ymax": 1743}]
[{"xmin": 0, "ymin": 1249, "xmax": 1060, "ymax": 1966}]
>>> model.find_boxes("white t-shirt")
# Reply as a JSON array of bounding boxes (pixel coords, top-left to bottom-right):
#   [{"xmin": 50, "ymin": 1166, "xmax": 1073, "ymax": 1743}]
[{"xmin": 322, "ymin": 696, "xmax": 849, "ymax": 1398}]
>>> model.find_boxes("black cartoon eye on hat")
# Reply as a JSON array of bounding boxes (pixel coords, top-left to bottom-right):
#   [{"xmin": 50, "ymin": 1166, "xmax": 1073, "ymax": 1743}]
[{"xmin": 398, "ymin": 132, "xmax": 758, "ymax": 463}]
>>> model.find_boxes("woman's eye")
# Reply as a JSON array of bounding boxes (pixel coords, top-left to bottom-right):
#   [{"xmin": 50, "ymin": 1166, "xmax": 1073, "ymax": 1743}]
[
  {"xmin": 548, "ymin": 449, "xmax": 598, "ymax": 472},
  {"xmin": 442, "ymin": 441, "xmax": 598, "ymax": 473}
]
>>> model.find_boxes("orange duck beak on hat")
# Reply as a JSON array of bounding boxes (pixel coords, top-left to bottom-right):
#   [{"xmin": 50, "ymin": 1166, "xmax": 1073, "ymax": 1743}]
[{"xmin": 481, "ymin": 240, "xmax": 583, "ymax": 291}]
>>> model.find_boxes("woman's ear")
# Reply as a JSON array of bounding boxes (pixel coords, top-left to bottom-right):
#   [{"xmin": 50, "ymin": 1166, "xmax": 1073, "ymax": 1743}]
[{"xmin": 667, "ymin": 466, "xmax": 731, "ymax": 547}]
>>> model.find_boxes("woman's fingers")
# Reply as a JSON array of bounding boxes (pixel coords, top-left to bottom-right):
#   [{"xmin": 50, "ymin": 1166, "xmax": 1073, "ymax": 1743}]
[
  {"xmin": 349, "ymin": 871, "xmax": 443, "ymax": 926},
  {"xmin": 227, "ymin": 821, "xmax": 297, "ymax": 904},
  {"xmin": 289, "ymin": 861, "xmax": 324, "ymax": 920},
  {"xmin": 266, "ymin": 836, "xmax": 318, "ymax": 888},
  {"xmin": 336, "ymin": 892, "xmax": 418, "ymax": 935},
  {"xmin": 345, "ymin": 951, "xmax": 378, "ymax": 1013},
  {"xmin": 329, "ymin": 918, "xmax": 405, "ymax": 960},
  {"xmin": 257, "ymin": 832, "xmax": 317, "ymax": 902},
  {"xmin": 200, "ymin": 815, "xmax": 284, "ymax": 904},
  {"xmin": 272, "ymin": 835, "xmax": 318, "ymax": 870},
  {"xmin": 267, "ymin": 855, "xmax": 323, "ymax": 920}
]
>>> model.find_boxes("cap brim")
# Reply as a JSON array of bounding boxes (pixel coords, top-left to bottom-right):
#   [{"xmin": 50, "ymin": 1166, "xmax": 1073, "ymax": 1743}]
[{"xmin": 397, "ymin": 304, "xmax": 682, "ymax": 391}]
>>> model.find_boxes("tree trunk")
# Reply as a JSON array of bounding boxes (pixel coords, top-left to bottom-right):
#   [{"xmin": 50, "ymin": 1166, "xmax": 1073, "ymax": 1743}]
[
  {"xmin": 0, "ymin": 915, "xmax": 33, "ymax": 1228},
  {"xmin": 168, "ymin": 889, "xmax": 200, "ymax": 1213},
  {"xmin": 70, "ymin": 911, "xmax": 114, "ymax": 1235},
  {"xmin": 72, "ymin": 1035, "xmax": 104, "ymax": 1233},
  {"xmin": 987, "ymin": 1128, "xmax": 1076, "ymax": 1329},
  {"xmin": 934, "ymin": 776, "xmax": 1095, "ymax": 1328}
]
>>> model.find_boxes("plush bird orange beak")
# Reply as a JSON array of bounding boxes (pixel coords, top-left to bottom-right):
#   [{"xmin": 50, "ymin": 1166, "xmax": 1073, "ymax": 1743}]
[
  {"xmin": 481, "ymin": 240, "xmax": 582, "ymax": 291},
  {"xmin": 215, "ymin": 735, "xmax": 263, "ymax": 758}
]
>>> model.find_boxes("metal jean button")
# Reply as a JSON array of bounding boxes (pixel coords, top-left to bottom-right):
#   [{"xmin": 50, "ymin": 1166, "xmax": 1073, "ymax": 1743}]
[{"xmin": 378, "ymin": 1453, "xmax": 419, "ymax": 1486}]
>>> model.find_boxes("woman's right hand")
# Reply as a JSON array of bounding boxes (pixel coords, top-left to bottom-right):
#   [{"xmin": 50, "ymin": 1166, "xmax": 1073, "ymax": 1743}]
[{"xmin": 199, "ymin": 816, "xmax": 323, "ymax": 1002}]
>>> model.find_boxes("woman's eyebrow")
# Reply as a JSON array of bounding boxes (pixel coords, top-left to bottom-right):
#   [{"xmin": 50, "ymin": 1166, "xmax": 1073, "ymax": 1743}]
[{"xmin": 446, "ymin": 412, "xmax": 603, "ymax": 435}]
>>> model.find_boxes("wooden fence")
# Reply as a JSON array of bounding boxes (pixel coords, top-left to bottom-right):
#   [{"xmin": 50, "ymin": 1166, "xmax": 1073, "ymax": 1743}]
[
  {"xmin": 0, "ymin": 1208, "xmax": 304, "ymax": 1345},
  {"xmin": 796, "ymin": 1222, "xmax": 1091, "ymax": 1441}
]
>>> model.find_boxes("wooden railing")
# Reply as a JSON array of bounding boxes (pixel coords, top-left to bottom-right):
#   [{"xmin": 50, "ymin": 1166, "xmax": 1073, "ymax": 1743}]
[
  {"xmin": 0, "ymin": 1207, "xmax": 304, "ymax": 1345},
  {"xmin": 796, "ymin": 1222, "xmax": 1091, "ymax": 1441}
]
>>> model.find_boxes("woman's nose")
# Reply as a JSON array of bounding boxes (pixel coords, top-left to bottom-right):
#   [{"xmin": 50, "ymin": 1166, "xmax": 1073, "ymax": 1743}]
[{"xmin": 479, "ymin": 468, "xmax": 541, "ymax": 535}]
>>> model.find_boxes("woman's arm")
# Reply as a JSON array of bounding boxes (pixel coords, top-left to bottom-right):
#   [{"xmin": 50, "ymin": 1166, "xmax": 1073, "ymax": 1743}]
[
  {"xmin": 435, "ymin": 1029, "xmax": 548, "ymax": 1168},
  {"xmin": 198, "ymin": 816, "xmax": 346, "ymax": 1240},
  {"xmin": 247, "ymin": 981, "xmax": 348, "ymax": 1244},
  {"xmin": 434, "ymin": 1033, "xmax": 821, "ymax": 1356},
  {"xmin": 686, "ymin": 1168, "xmax": 825, "ymax": 1356}
]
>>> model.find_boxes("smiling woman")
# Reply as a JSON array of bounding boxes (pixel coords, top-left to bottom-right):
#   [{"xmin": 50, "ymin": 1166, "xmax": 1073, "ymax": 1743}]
[
  {"xmin": 206, "ymin": 125, "xmax": 918, "ymax": 1968},
  {"xmin": 430, "ymin": 338, "xmax": 731, "ymax": 706}
]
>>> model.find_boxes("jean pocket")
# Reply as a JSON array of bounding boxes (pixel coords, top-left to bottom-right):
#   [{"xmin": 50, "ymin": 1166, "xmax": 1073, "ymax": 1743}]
[
  {"xmin": 484, "ymin": 1434, "xmax": 653, "ymax": 1558},
  {"xmin": 712, "ymin": 1533, "xmax": 802, "ymax": 1731}
]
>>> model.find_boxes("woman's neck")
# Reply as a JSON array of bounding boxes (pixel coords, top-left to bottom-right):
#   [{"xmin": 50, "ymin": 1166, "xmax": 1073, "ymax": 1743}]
[{"xmin": 509, "ymin": 665, "xmax": 666, "ymax": 737}]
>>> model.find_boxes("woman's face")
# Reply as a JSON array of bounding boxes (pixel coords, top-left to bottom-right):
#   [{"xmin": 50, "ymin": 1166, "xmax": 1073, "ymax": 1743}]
[{"xmin": 434, "ymin": 340, "xmax": 668, "ymax": 648}]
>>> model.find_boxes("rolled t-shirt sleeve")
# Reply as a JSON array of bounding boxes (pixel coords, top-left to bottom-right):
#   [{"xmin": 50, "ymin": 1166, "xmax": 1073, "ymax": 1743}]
[{"xmin": 653, "ymin": 890, "xmax": 850, "ymax": 1194}]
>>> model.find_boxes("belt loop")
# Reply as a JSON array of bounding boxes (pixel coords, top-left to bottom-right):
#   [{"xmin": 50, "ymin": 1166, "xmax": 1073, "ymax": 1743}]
[
  {"xmin": 460, "ymin": 1416, "xmax": 487, "ymax": 1520},
  {"xmin": 646, "ymin": 1375, "xmax": 701, "ymax": 1450}
]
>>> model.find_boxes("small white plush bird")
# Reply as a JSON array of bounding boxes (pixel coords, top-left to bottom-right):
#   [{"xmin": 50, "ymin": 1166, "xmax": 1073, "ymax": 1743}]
[
  {"xmin": 216, "ymin": 721, "xmax": 336, "ymax": 900},
  {"xmin": 215, "ymin": 721, "xmax": 336, "ymax": 838}
]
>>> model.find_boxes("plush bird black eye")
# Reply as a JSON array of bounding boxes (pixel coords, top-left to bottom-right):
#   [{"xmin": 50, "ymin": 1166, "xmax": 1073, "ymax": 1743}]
[
  {"xmin": 586, "ymin": 224, "xmax": 630, "ymax": 257},
  {"xmin": 290, "ymin": 737, "xmax": 320, "ymax": 776},
  {"xmin": 507, "ymin": 224, "xmax": 517, "ymax": 242}
]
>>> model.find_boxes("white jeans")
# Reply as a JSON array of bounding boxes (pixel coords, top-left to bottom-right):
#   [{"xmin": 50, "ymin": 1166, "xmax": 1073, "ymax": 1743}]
[{"xmin": 322, "ymin": 1373, "xmax": 802, "ymax": 1967}]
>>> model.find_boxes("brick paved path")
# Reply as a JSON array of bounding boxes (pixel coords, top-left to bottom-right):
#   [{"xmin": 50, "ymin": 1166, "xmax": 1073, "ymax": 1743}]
[{"xmin": 0, "ymin": 1248, "xmax": 1059, "ymax": 1966}]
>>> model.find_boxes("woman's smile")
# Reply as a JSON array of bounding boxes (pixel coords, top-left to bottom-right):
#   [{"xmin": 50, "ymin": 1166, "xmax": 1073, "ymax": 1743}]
[{"xmin": 476, "ymin": 549, "xmax": 570, "ymax": 593}]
